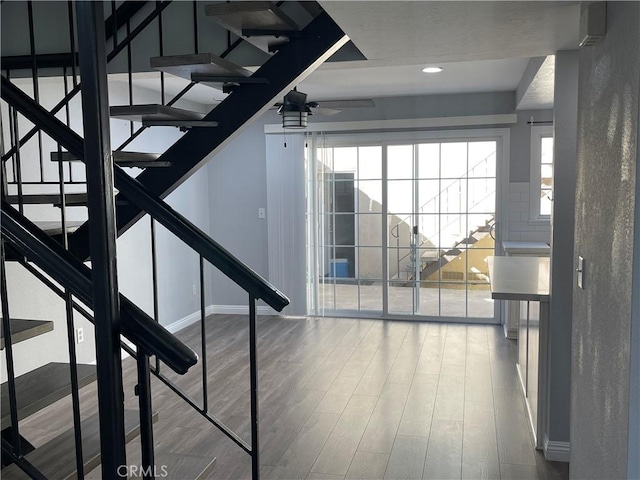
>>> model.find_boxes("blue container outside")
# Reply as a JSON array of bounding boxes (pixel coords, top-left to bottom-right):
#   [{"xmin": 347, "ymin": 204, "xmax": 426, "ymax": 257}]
[{"xmin": 330, "ymin": 258, "xmax": 349, "ymax": 278}]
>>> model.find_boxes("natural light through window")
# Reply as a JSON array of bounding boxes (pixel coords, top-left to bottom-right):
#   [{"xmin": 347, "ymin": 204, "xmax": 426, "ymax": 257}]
[{"xmin": 530, "ymin": 125, "xmax": 554, "ymax": 221}]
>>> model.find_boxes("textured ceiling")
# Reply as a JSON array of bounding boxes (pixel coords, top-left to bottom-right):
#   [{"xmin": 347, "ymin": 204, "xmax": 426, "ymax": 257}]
[{"xmin": 305, "ymin": 1, "xmax": 581, "ymax": 106}]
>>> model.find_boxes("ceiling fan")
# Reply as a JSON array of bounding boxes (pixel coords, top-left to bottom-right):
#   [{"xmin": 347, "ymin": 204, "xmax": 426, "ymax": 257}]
[{"xmin": 275, "ymin": 88, "xmax": 375, "ymax": 128}]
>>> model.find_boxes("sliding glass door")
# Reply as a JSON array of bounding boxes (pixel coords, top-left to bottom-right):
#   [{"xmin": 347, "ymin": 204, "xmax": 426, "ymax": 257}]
[{"xmin": 308, "ymin": 131, "xmax": 502, "ymax": 323}]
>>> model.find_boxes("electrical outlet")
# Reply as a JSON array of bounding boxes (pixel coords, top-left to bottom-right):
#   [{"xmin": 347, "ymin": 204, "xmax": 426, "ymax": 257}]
[
  {"xmin": 192, "ymin": 284, "xmax": 197, "ymax": 296},
  {"xmin": 258, "ymin": 208, "xmax": 266, "ymax": 219},
  {"xmin": 76, "ymin": 327, "xmax": 84, "ymax": 344}
]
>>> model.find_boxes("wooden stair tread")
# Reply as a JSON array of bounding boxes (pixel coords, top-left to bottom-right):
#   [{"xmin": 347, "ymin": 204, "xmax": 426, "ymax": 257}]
[
  {"xmin": 0, "ymin": 319, "xmax": 54, "ymax": 350},
  {"xmin": 1, "ymin": 362, "xmax": 96, "ymax": 430},
  {"xmin": 1, "ymin": 410, "xmax": 155, "ymax": 480},
  {"xmin": 205, "ymin": 1, "xmax": 299, "ymax": 53},
  {"xmin": 110, "ymin": 104, "xmax": 204, "ymax": 122},
  {"xmin": 150, "ymin": 53, "xmax": 252, "ymax": 83},
  {"xmin": 51, "ymin": 151, "xmax": 170, "ymax": 168}
]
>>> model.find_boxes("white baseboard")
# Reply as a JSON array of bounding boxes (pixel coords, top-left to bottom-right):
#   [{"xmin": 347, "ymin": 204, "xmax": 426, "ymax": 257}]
[
  {"xmin": 544, "ymin": 435, "xmax": 570, "ymax": 462},
  {"xmin": 208, "ymin": 304, "xmax": 276, "ymax": 316},
  {"xmin": 164, "ymin": 305, "xmax": 276, "ymax": 334},
  {"xmin": 165, "ymin": 306, "xmax": 216, "ymax": 334}
]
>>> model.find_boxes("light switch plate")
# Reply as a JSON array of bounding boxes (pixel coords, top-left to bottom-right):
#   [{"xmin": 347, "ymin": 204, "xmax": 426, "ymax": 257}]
[{"xmin": 577, "ymin": 256, "xmax": 585, "ymax": 289}]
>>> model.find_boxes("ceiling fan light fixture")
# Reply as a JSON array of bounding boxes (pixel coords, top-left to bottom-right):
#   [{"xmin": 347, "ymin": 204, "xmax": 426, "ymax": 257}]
[
  {"xmin": 278, "ymin": 97, "xmax": 313, "ymax": 129},
  {"xmin": 282, "ymin": 110, "xmax": 309, "ymax": 129},
  {"xmin": 422, "ymin": 66, "xmax": 443, "ymax": 73}
]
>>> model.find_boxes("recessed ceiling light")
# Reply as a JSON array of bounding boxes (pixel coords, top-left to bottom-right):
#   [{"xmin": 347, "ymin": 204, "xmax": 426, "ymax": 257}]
[{"xmin": 422, "ymin": 66, "xmax": 443, "ymax": 73}]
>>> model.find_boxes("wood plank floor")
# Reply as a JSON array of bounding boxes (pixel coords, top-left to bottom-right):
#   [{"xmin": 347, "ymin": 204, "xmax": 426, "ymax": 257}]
[{"xmin": 18, "ymin": 315, "xmax": 570, "ymax": 480}]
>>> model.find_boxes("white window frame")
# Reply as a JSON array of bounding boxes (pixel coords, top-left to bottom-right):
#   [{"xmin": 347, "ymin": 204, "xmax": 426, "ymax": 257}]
[{"xmin": 529, "ymin": 125, "xmax": 554, "ymax": 222}]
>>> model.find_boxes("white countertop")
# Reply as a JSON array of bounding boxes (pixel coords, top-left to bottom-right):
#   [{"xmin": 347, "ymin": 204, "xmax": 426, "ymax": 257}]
[
  {"xmin": 487, "ymin": 256, "xmax": 550, "ymax": 302},
  {"xmin": 503, "ymin": 241, "xmax": 550, "ymax": 255}
]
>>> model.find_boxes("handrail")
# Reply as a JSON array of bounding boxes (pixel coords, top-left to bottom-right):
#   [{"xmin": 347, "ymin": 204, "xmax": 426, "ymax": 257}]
[
  {"xmin": 389, "ymin": 150, "xmax": 495, "ymax": 234},
  {"xmin": 1, "ymin": 75, "xmax": 290, "ymax": 312},
  {"xmin": 1, "ymin": 202, "xmax": 198, "ymax": 375}
]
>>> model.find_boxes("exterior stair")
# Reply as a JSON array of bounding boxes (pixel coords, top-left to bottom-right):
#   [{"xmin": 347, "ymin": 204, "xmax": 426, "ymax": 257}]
[{"xmin": 419, "ymin": 217, "xmax": 495, "ymax": 281}]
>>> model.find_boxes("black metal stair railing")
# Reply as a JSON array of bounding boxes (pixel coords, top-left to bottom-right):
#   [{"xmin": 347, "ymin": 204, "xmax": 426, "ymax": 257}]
[
  {"xmin": 0, "ymin": 1, "xmax": 347, "ymax": 477},
  {"xmin": 68, "ymin": 10, "xmax": 349, "ymax": 258},
  {"xmin": 1, "ymin": 75, "xmax": 290, "ymax": 312},
  {"xmin": 1, "ymin": 202, "xmax": 198, "ymax": 374}
]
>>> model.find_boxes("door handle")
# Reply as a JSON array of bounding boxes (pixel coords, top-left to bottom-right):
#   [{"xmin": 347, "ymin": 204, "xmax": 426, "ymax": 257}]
[{"xmin": 489, "ymin": 222, "xmax": 497, "ymax": 240}]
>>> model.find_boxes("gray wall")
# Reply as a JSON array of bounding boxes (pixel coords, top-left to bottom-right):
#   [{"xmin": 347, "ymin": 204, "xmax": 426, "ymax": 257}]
[
  {"xmin": 570, "ymin": 3, "xmax": 639, "ymax": 478},
  {"xmin": 630, "ymin": 103, "xmax": 640, "ymax": 478},
  {"xmin": 547, "ymin": 50, "xmax": 578, "ymax": 445},
  {"xmin": 205, "ymin": 91, "xmax": 553, "ymax": 308},
  {"xmin": 206, "ymin": 120, "xmax": 270, "ymax": 308}
]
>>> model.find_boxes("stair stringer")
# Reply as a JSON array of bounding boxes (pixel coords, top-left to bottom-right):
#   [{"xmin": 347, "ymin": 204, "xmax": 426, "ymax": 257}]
[{"xmin": 68, "ymin": 11, "xmax": 349, "ymax": 260}]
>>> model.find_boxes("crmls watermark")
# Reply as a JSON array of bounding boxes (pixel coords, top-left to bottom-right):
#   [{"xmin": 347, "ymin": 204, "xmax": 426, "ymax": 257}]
[{"xmin": 117, "ymin": 465, "xmax": 169, "ymax": 478}]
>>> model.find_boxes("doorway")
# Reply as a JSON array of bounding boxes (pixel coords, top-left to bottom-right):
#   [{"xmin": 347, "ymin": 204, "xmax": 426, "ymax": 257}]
[{"xmin": 308, "ymin": 131, "xmax": 506, "ymax": 323}]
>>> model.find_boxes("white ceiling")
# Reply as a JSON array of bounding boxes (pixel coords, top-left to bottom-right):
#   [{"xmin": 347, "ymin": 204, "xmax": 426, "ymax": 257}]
[
  {"xmin": 303, "ymin": 1, "xmax": 581, "ymax": 104},
  {"xmin": 121, "ymin": 2, "xmax": 581, "ymax": 109}
]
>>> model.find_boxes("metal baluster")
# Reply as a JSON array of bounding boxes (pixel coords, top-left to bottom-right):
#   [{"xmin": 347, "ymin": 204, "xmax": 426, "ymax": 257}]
[
  {"xmin": 11, "ymin": 107, "xmax": 24, "ymax": 214},
  {"xmin": 193, "ymin": 0, "xmax": 199, "ymax": 54},
  {"xmin": 150, "ymin": 217, "xmax": 160, "ymax": 373},
  {"xmin": 127, "ymin": 19, "xmax": 134, "ymax": 137},
  {"xmin": 62, "ymin": 67, "xmax": 74, "ymax": 183},
  {"xmin": 56, "ymin": 145, "xmax": 86, "ymax": 478},
  {"xmin": 0, "ymin": 241, "xmax": 21, "ymax": 459},
  {"xmin": 157, "ymin": 1, "xmax": 165, "ymax": 105},
  {"xmin": 27, "ymin": 1, "xmax": 45, "ymax": 182},
  {"xmin": 249, "ymin": 295, "xmax": 260, "ymax": 480},
  {"xmin": 200, "ymin": 256, "xmax": 208, "ymax": 412},
  {"xmin": 136, "ymin": 349, "xmax": 155, "ymax": 480},
  {"xmin": 67, "ymin": 1, "xmax": 77, "ymax": 88}
]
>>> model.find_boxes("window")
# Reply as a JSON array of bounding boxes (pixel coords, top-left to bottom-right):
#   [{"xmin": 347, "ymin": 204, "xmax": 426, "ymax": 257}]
[{"xmin": 530, "ymin": 126, "xmax": 554, "ymax": 221}]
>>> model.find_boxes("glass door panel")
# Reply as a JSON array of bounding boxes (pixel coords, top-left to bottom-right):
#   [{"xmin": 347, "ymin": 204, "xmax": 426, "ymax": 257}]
[
  {"xmin": 386, "ymin": 140, "xmax": 498, "ymax": 320},
  {"xmin": 312, "ymin": 137, "xmax": 498, "ymax": 322}
]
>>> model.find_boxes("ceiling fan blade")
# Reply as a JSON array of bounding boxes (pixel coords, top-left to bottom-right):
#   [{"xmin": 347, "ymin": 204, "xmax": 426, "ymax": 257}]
[
  {"xmin": 316, "ymin": 99, "xmax": 375, "ymax": 109},
  {"xmin": 312, "ymin": 107, "xmax": 342, "ymax": 116}
]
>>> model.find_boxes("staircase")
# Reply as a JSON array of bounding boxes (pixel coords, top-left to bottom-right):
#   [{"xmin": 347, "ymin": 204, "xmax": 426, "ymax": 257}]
[
  {"xmin": 0, "ymin": 1, "xmax": 348, "ymax": 477},
  {"xmin": 419, "ymin": 216, "xmax": 495, "ymax": 283}
]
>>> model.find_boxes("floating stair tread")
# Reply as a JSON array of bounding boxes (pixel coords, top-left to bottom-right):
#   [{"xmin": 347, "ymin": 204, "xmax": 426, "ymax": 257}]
[
  {"xmin": 150, "ymin": 53, "xmax": 252, "ymax": 82},
  {"xmin": 0, "ymin": 319, "xmax": 54, "ymax": 350},
  {"xmin": 204, "ymin": 1, "xmax": 298, "ymax": 31},
  {"xmin": 1, "ymin": 362, "xmax": 96, "ymax": 430},
  {"xmin": 205, "ymin": 1, "xmax": 299, "ymax": 53},
  {"xmin": 33, "ymin": 220, "xmax": 85, "ymax": 235},
  {"xmin": 5, "ymin": 193, "xmax": 87, "ymax": 206},
  {"xmin": 51, "ymin": 151, "xmax": 169, "ymax": 168},
  {"xmin": 110, "ymin": 104, "xmax": 204, "ymax": 122},
  {"xmin": 1, "ymin": 409, "xmax": 155, "ymax": 480}
]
